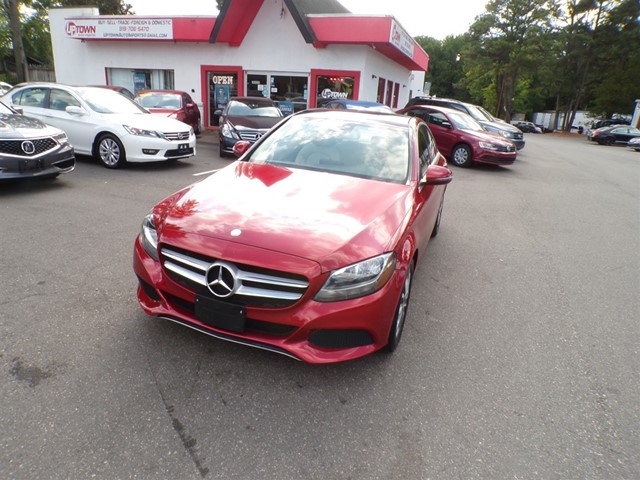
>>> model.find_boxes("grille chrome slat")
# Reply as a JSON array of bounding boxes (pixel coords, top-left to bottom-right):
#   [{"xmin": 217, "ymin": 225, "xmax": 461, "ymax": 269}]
[
  {"xmin": 163, "ymin": 131, "xmax": 191, "ymax": 141},
  {"xmin": 164, "ymin": 262, "xmax": 207, "ymax": 286},
  {"xmin": 236, "ymin": 285, "xmax": 304, "ymax": 300},
  {"xmin": 163, "ymin": 249, "xmax": 209, "ymax": 272},
  {"xmin": 241, "ymin": 271, "xmax": 308, "ymax": 289},
  {"xmin": 161, "ymin": 247, "xmax": 309, "ymax": 307}
]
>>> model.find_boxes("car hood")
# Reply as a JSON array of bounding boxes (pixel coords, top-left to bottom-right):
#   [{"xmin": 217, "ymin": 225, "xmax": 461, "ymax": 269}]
[
  {"xmin": 0, "ymin": 113, "xmax": 62, "ymax": 138},
  {"xmin": 226, "ymin": 115, "xmax": 283, "ymax": 130},
  {"xmin": 478, "ymin": 120, "xmax": 521, "ymax": 133},
  {"xmin": 146, "ymin": 108, "xmax": 179, "ymax": 115},
  {"xmin": 156, "ymin": 162, "xmax": 412, "ymax": 271},
  {"xmin": 107, "ymin": 112, "xmax": 191, "ymax": 131},
  {"xmin": 461, "ymin": 128, "xmax": 516, "ymax": 146}
]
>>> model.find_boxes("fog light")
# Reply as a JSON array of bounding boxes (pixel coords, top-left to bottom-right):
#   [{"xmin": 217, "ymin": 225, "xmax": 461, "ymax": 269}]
[{"xmin": 143, "ymin": 149, "xmax": 159, "ymax": 155}]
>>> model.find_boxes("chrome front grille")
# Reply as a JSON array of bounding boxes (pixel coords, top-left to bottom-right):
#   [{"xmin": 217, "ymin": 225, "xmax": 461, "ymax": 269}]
[
  {"xmin": 238, "ymin": 130, "xmax": 266, "ymax": 142},
  {"xmin": 164, "ymin": 131, "xmax": 190, "ymax": 141},
  {"xmin": 161, "ymin": 247, "xmax": 309, "ymax": 308},
  {"xmin": 0, "ymin": 137, "xmax": 58, "ymax": 157}
]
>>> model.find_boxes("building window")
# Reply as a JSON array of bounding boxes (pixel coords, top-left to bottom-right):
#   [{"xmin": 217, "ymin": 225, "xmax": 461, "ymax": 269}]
[
  {"xmin": 106, "ymin": 68, "xmax": 174, "ymax": 95},
  {"xmin": 315, "ymin": 75, "xmax": 355, "ymax": 107}
]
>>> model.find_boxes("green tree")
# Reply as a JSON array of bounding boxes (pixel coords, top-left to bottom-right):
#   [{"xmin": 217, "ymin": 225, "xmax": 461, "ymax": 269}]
[
  {"xmin": 416, "ymin": 34, "xmax": 468, "ymax": 100},
  {"xmin": 464, "ymin": 0, "xmax": 561, "ymax": 121},
  {"xmin": 2, "ymin": 0, "xmax": 29, "ymax": 82},
  {"xmin": 0, "ymin": 0, "xmax": 132, "ymax": 81}
]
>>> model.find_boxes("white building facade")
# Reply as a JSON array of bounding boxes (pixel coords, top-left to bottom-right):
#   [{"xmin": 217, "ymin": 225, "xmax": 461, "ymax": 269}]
[{"xmin": 48, "ymin": 0, "xmax": 428, "ymax": 130}]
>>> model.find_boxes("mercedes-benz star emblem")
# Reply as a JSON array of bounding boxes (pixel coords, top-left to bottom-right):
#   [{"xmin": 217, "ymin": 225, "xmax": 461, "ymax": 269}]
[
  {"xmin": 205, "ymin": 262, "xmax": 238, "ymax": 298},
  {"xmin": 21, "ymin": 141, "xmax": 36, "ymax": 155}
]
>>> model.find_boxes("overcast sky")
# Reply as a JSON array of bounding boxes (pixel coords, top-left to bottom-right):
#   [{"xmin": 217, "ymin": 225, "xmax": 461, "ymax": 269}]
[{"xmin": 125, "ymin": 0, "xmax": 488, "ymax": 40}]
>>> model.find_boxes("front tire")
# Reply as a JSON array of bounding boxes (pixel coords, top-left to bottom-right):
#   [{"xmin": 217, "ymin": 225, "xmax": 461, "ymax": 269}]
[
  {"xmin": 96, "ymin": 134, "xmax": 126, "ymax": 169},
  {"xmin": 451, "ymin": 144, "xmax": 473, "ymax": 167},
  {"xmin": 386, "ymin": 260, "xmax": 414, "ymax": 353}
]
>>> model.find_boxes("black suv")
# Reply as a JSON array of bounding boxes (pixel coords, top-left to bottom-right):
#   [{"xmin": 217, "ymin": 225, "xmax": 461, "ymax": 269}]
[{"xmin": 405, "ymin": 97, "xmax": 525, "ymax": 150}]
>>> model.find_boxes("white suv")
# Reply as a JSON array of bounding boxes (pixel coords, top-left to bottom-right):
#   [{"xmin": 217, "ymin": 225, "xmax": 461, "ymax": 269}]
[{"xmin": 2, "ymin": 83, "xmax": 196, "ymax": 168}]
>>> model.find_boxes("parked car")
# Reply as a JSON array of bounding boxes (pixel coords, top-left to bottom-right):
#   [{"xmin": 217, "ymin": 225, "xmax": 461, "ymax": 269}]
[
  {"xmin": 0, "ymin": 81, "xmax": 12, "ymax": 96},
  {"xmin": 511, "ymin": 120, "xmax": 542, "ymax": 134},
  {"xmin": 0, "ymin": 101, "xmax": 75, "ymax": 181},
  {"xmin": 398, "ymin": 104, "xmax": 517, "ymax": 167},
  {"xmin": 405, "ymin": 96, "xmax": 525, "ymax": 149},
  {"xmin": 134, "ymin": 89, "xmax": 202, "ymax": 134},
  {"xmin": 215, "ymin": 96, "xmax": 283, "ymax": 157},
  {"xmin": 588, "ymin": 125, "xmax": 640, "ymax": 145},
  {"xmin": 2, "ymin": 83, "xmax": 196, "ymax": 168},
  {"xmin": 133, "ymin": 109, "xmax": 452, "ymax": 364},
  {"xmin": 628, "ymin": 137, "xmax": 640, "ymax": 151},
  {"xmin": 591, "ymin": 118, "xmax": 630, "ymax": 130},
  {"xmin": 323, "ymin": 99, "xmax": 394, "ymax": 113},
  {"xmin": 90, "ymin": 85, "xmax": 135, "ymax": 100}
]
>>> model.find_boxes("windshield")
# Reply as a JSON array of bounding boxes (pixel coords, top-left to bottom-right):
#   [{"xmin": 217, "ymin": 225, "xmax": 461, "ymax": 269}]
[
  {"xmin": 0, "ymin": 102, "xmax": 14, "ymax": 114},
  {"xmin": 75, "ymin": 87, "xmax": 148, "ymax": 114},
  {"xmin": 136, "ymin": 92, "xmax": 181, "ymax": 109},
  {"xmin": 227, "ymin": 99, "xmax": 282, "ymax": 117},
  {"xmin": 248, "ymin": 115, "xmax": 409, "ymax": 183},
  {"xmin": 476, "ymin": 105, "xmax": 497, "ymax": 121},
  {"xmin": 464, "ymin": 104, "xmax": 493, "ymax": 122},
  {"xmin": 447, "ymin": 111, "xmax": 484, "ymax": 132}
]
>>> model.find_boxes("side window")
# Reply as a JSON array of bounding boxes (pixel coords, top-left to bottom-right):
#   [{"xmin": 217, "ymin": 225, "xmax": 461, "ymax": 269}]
[
  {"xmin": 407, "ymin": 109, "xmax": 427, "ymax": 121},
  {"xmin": 13, "ymin": 87, "xmax": 47, "ymax": 108},
  {"xmin": 427, "ymin": 112, "xmax": 448, "ymax": 128},
  {"xmin": 183, "ymin": 94, "xmax": 192, "ymax": 106},
  {"xmin": 417, "ymin": 124, "xmax": 431, "ymax": 176},
  {"xmin": 49, "ymin": 89, "xmax": 80, "ymax": 111}
]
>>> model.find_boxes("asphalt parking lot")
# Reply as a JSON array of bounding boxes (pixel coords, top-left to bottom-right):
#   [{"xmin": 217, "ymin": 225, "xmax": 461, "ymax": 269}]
[{"xmin": 1, "ymin": 132, "xmax": 638, "ymax": 479}]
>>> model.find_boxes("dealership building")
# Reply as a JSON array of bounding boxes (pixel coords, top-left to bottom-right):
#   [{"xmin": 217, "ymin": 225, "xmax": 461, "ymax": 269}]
[{"xmin": 47, "ymin": 0, "xmax": 429, "ymax": 130}]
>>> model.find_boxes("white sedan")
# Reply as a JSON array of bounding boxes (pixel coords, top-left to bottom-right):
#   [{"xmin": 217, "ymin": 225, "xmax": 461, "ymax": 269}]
[{"xmin": 1, "ymin": 83, "xmax": 196, "ymax": 168}]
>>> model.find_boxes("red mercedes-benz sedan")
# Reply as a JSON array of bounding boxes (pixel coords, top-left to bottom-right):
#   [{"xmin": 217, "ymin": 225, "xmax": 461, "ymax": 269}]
[
  {"xmin": 397, "ymin": 104, "xmax": 517, "ymax": 167},
  {"xmin": 133, "ymin": 110, "xmax": 452, "ymax": 363}
]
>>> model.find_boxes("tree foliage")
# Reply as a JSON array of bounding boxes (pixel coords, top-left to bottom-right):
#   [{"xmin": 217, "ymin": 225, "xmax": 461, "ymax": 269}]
[
  {"xmin": 2, "ymin": 0, "xmax": 637, "ymax": 125},
  {"xmin": 1, "ymin": 0, "xmax": 131, "ymax": 81}
]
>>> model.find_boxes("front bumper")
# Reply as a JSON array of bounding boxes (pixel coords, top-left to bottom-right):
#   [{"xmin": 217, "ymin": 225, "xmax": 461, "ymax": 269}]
[
  {"xmin": 475, "ymin": 151, "xmax": 517, "ymax": 166},
  {"xmin": 0, "ymin": 145, "xmax": 75, "ymax": 180},
  {"xmin": 133, "ymin": 237, "xmax": 405, "ymax": 364},
  {"xmin": 123, "ymin": 132, "xmax": 196, "ymax": 163}
]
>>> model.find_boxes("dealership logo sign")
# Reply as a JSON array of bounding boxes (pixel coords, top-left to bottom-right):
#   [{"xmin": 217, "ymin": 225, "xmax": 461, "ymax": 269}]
[
  {"xmin": 64, "ymin": 17, "xmax": 173, "ymax": 40},
  {"xmin": 65, "ymin": 22, "xmax": 96, "ymax": 37},
  {"xmin": 320, "ymin": 88, "xmax": 348, "ymax": 100}
]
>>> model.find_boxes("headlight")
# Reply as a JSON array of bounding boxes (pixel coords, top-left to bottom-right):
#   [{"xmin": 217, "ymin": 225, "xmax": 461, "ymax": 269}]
[
  {"xmin": 123, "ymin": 125, "xmax": 164, "ymax": 138},
  {"xmin": 140, "ymin": 214, "xmax": 159, "ymax": 261},
  {"xmin": 479, "ymin": 141, "xmax": 499, "ymax": 151},
  {"xmin": 53, "ymin": 132, "xmax": 69, "ymax": 145},
  {"xmin": 221, "ymin": 123, "xmax": 240, "ymax": 140},
  {"xmin": 314, "ymin": 253, "xmax": 397, "ymax": 302}
]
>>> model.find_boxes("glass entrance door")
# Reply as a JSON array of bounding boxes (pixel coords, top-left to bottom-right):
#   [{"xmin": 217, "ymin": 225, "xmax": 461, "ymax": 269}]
[{"xmin": 246, "ymin": 72, "xmax": 308, "ymax": 115}]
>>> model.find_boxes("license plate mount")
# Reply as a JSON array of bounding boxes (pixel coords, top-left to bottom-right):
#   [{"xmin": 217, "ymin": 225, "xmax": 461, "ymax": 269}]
[{"xmin": 195, "ymin": 295, "xmax": 246, "ymax": 333}]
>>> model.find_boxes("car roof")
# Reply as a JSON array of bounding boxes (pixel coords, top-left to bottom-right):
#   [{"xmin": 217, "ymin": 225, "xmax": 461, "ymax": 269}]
[
  {"xmin": 135, "ymin": 89, "xmax": 187, "ymax": 96},
  {"xmin": 401, "ymin": 104, "xmax": 463, "ymax": 116},
  {"xmin": 298, "ymin": 108, "xmax": 412, "ymax": 127}
]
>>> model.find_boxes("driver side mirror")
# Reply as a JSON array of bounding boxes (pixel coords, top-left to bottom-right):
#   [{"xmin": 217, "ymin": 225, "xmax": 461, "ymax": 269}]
[
  {"xmin": 65, "ymin": 106, "xmax": 86, "ymax": 116},
  {"xmin": 421, "ymin": 165, "xmax": 453, "ymax": 186}
]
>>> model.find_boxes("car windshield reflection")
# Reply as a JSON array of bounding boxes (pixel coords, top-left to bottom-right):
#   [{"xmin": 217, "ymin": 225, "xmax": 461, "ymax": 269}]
[
  {"xmin": 76, "ymin": 87, "xmax": 148, "ymax": 114},
  {"xmin": 248, "ymin": 116, "xmax": 410, "ymax": 183}
]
